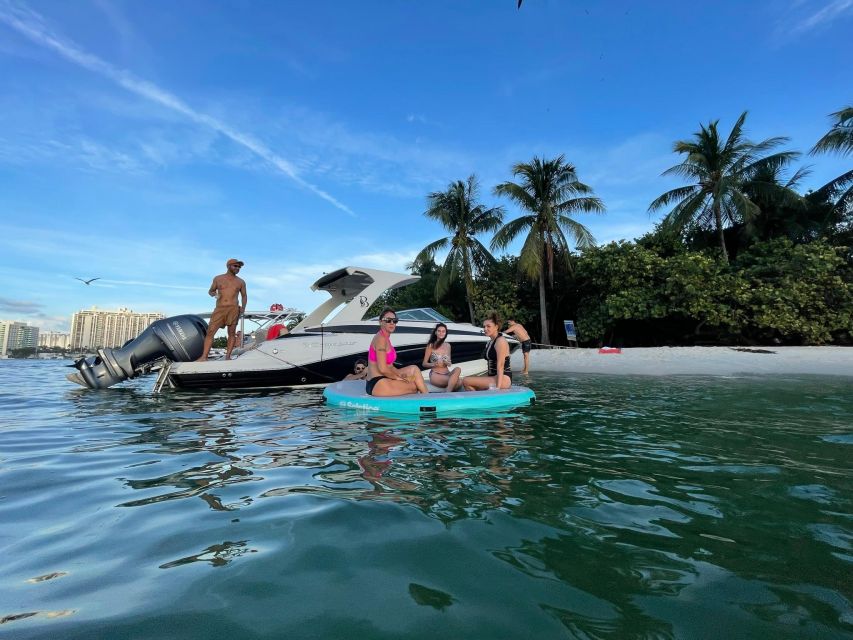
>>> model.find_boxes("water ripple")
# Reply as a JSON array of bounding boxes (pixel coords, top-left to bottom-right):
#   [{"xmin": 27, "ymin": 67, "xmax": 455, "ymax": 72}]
[{"xmin": 1, "ymin": 362, "xmax": 851, "ymax": 639}]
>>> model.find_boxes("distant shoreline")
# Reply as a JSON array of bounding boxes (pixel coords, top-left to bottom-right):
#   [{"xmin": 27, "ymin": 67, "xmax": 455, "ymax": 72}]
[{"xmin": 517, "ymin": 346, "xmax": 853, "ymax": 377}]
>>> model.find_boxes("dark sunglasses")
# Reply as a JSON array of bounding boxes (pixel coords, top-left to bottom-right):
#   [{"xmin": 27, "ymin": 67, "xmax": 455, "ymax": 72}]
[
  {"xmin": 355, "ymin": 365, "xmax": 365, "ymax": 371},
  {"xmin": 382, "ymin": 318, "xmax": 399, "ymax": 324}
]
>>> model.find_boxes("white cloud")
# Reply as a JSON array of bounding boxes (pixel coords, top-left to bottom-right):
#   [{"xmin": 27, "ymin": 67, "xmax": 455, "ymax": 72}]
[
  {"xmin": 266, "ymin": 105, "xmax": 475, "ymax": 197},
  {"xmin": 0, "ymin": 0, "xmax": 355, "ymax": 217},
  {"xmin": 793, "ymin": 0, "xmax": 853, "ymax": 32},
  {"xmin": 776, "ymin": 0, "xmax": 853, "ymax": 37}
]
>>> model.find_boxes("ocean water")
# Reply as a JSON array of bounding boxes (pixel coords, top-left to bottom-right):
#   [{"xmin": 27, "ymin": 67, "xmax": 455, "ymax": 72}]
[{"xmin": 1, "ymin": 360, "xmax": 851, "ymax": 639}]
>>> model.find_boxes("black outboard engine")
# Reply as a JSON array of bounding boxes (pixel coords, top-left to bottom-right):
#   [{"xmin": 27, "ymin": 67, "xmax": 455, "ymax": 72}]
[{"xmin": 68, "ymin": 315, "xmax": 208, "ymax": 389}]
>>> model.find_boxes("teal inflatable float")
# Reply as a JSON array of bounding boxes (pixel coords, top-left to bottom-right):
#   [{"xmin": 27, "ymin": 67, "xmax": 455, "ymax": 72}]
[{"xmin": 323, "ymin": 380, "xmax": 535, "ymax": 415}]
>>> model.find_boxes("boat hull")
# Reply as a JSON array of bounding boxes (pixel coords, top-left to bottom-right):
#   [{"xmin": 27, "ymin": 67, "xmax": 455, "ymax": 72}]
[{"xmin": 165, "ymin": 322, "xmax": 508, "ymax": 390}]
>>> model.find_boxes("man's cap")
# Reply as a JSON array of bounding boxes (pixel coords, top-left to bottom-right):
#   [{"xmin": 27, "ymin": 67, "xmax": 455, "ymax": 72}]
[{"xmin": 227, "ymin": 258, "xmax": 244, "ymax": 267}]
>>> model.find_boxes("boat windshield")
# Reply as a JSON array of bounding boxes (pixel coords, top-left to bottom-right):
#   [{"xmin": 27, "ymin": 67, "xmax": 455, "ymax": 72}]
[{"xmin": 370, "ymin": 308, "xmax": 452, "ymax": 322}]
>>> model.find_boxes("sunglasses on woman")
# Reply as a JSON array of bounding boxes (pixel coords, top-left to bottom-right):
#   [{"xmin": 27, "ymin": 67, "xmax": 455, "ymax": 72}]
[{"xmin": 382, "ymin": 318, "xmax": 399, "ymax": 324}]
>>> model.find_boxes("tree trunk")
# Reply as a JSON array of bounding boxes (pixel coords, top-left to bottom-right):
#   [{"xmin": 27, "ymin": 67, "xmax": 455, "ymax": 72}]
[
  {"xmin": 463, "ymin": 251, "xmax": 476, "ymax": 325},
  {"xmin": 714, "ymin": 200, "xmax": 729, "ymax": 264},
  {"xmin": 538, "ymin": 261, "xmax": 550, "ymax": 344}
]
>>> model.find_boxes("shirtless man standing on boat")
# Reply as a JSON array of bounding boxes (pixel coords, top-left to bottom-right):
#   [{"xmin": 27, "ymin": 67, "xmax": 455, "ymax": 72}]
[
  {"xmin": 504, "ymin": 318, "xmax": 531, "ymax": 375},
  {"xmin": 196, "ymin": 258, "xmax": 247, "ymax": 361}
]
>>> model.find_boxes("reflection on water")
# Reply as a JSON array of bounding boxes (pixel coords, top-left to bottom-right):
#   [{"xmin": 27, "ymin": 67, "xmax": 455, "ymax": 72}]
[{"xmin": 1, "ymin": 361, "xmax": 851, "ymax": 639}]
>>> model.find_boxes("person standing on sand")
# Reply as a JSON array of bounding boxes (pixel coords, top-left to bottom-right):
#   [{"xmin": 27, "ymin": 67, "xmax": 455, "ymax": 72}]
[
  {"xmin": 197, "ymin": 258, "xmax": 248, "ymax": 361},
  {"xmin": 504, "ymin": 318, "xmax": 531, "ymax": 374}
]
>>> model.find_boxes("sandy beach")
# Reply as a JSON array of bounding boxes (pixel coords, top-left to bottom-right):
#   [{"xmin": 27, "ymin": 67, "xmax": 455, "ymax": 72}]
[{"xmin": 513, "ymin": 346, "xmax": 853, "ymax": 377}]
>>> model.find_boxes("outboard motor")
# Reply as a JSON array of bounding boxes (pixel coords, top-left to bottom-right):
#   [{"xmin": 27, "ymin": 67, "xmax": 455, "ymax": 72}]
[{"xmin": 68, "ymin": 315, "xmax": 208, "ymax": 389}]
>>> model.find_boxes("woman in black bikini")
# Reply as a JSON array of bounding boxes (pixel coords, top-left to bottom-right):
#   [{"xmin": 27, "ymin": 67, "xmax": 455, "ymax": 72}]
[
  {"xmin": 462, "ymin": 311, "xmax": 512, "ymax": 391},
  {"xmin": 422, "ymin": 323, "xmax": 462, "ymax": 391}
]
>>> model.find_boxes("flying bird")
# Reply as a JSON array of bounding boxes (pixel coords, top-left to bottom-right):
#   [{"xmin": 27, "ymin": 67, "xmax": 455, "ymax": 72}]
[{"xmin": 75, "ymin": 277, "xmax": 101, "ymax": 285}]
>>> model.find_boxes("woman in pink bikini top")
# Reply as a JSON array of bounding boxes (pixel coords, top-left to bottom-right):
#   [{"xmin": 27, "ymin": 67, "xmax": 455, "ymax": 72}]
[{"xmin": 365, "ymin": 308, "xmax": 428, "ymax": 397}]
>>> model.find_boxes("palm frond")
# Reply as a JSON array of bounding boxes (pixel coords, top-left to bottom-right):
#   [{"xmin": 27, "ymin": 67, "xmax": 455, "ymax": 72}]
[
  {"xmin": 435, "ymin": 247, "xmax": 462, "ymax": 299},
  {"xmin": 726, "ymin": 189, "xmax": 760, "ymax": 225},
  {"xmin": 648, "ymin": 185, "xmax": 701, "ymax": 212},
  {"xmin": 721, "ymin": 111, "xmax": 749, "ymax": 157},
  {"xmin": 810, "ymin": 106, "xmax": 853, "ymax": 156},
  {"xmin": 493, "ymin": 181, "xmax": 537, "ymax": 211},
  {"xmin": 786, "ymin": 165, "xmax": 813, "ymax": 188},
  {"xmin": 661, "ymin": 191, "xmax": 708, "ymax": 233},
  {"xmin": 556, "ymin": 215, "xmax": 596, "ymax": 247},
  {"xmin": 661, "ymin": 161, "xmax": 706, "ymax": 181},
  {"xmin": 412, "ymin": 237, "xmax": 449, "ymax": 271},
  {"xmin": 743, "ymin": 151, "xmax": 800, "ymax": 178},
  {"xmin": 833, "ymin": 183, "xmax": 853, "ymax": 215},
  {"xmin": 468, "ymin": 238, "xmax": 498, "ymax": 272},
  {"xmin": 490, "ymin": 215, "xmax": 536, "ymax": 251},
  {"xmin": 469, "ymin": 204, "xmax": 506, "ymax": 234},
  {"xmin": 814, "ymin": 168, "xmax": 853, "ymax": 215},
  {"xmin": 517, "ymin": 230, "xmax": 543, "ymax": 279},
  {"xmin": 747, "ymin": 136, "xmax": 790, "ymax": 158},
  {"xmin": 556, "ymin": 196, "xmax": 606, "ymax": 215}
]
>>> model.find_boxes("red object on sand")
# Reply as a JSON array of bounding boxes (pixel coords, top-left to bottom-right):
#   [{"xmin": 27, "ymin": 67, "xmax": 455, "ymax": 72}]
[{"xmin": 598, "ymin": 347, "xmax": 622, "ymax": 354}]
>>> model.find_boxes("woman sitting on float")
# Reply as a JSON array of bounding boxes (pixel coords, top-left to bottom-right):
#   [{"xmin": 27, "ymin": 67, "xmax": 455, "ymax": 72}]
[
  {"xmin": 462, "ymin": 311, "xmax": 512, "ymax": 391},
  {"xmin": 365, "ymin": 308, "xmax": 429, "ymax": 397},
  {"xmin": 422, "ymin": 322, "xmax": 462, "ymax": 391}
]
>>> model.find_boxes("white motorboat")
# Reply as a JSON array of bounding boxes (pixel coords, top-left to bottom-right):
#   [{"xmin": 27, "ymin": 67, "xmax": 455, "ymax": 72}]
[{"xmin": 154, "ymin": 266, "xmax": 514, "ymax": 391}]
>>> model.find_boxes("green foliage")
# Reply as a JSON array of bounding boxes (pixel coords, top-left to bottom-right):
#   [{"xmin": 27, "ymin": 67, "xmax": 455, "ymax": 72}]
[
  {"xmin": 663, "ymin": 252, "xmax": 745, "ymax": 334},
  {"xmin": 212, "ymin": 337, "xmax": 228, "ymax": 348},
  {"xmin": 470, "ymin": 256, "xmax": 535, "ymax": 326},
  {"xmin": 574, "ymin": 242, "xmax": 670, "ymax": 343},
  {"xmin": 636, "ymin": 224, "xmax": 688, "ymax": 257},
  {"xmin": 9, "ymin": 348, "xmax": 37, "ymax": 358},
  {"xmin": 735, "ymin": 239, "xmax": 853, "ymax": 344},
  {"xmin": 366, "ymin": 259, "xmax": 466, "ymax": 321},
  {"xmin": 571, "ymin": 238, "xmax": 852, "ymax": 346}
]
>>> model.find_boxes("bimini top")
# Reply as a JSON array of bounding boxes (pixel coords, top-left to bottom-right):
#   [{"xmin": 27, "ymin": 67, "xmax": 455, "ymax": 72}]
[{"xmin": 292, "ymin": 266, "xmax": 419, "ymax": 330}]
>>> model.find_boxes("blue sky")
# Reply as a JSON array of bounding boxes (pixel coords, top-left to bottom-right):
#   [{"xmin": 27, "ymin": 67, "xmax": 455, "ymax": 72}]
[{"xmin": 1, "ymin": 0, "xmax": 851, "ymax": 331}]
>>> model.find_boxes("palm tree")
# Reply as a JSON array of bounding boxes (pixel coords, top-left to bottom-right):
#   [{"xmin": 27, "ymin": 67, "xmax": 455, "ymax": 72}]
[
  {"xmin": 812, "ymin": 106, "xmax": 853, "ymax": 156},
  {"xmin": 649, "ymin": 111, "xmax": 799, "ymax": 263},
  {"xmin": 810, "ymin": 106, "xmax": 853, "ymax": 217},
  {"xmin": 740, "ymin": 164, "xmax": 811, "ymax": 242},
  {"xmin": 492, "ymin": 155, "xmax": 605, "ymax": 344},
  {"xmin": 412, "ymin": 175, "xmax": 505, "ymax": 324}
]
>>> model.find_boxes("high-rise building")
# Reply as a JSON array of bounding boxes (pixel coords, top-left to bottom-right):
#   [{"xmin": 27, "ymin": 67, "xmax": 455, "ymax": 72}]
[
  {"xmin": 39, "ymin": 331, "xmax": 72, "ymax": 350},
  {"xmin": 0, "ymin": 321, "xmax": 40, "ymax": 355},
  {"xmin": 70, "ymin": 307, "xmax": 165, "ymax": 350}
]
